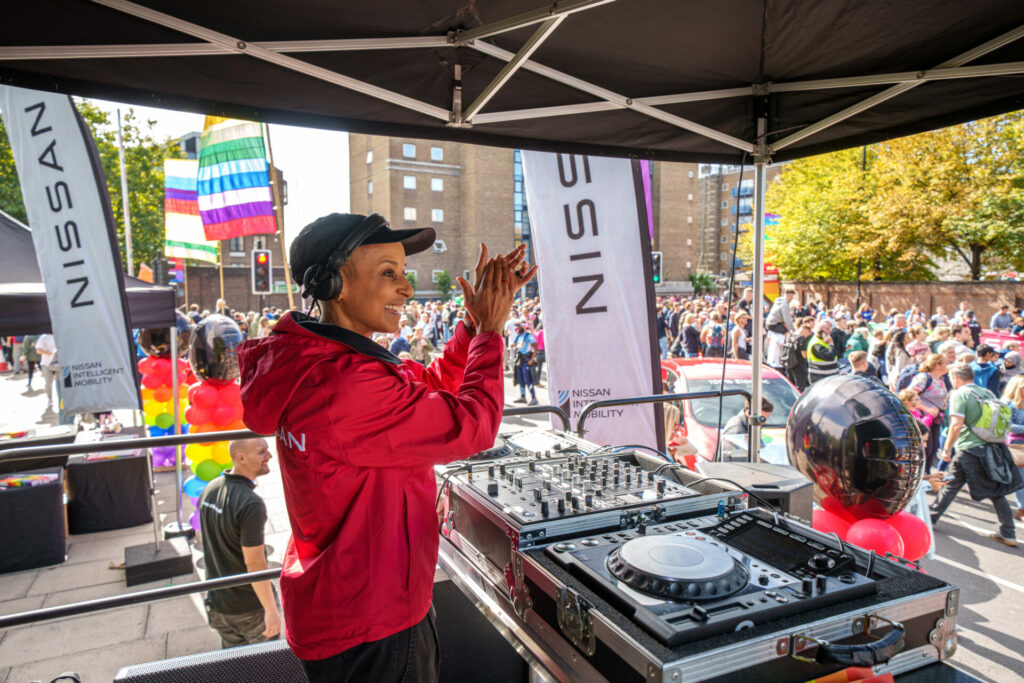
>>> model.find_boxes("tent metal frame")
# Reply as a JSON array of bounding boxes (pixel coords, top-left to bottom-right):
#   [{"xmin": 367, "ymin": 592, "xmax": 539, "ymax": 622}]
[{"xmin": 7, "ymin": 0, "xmax": 1024, "ymax": 451}]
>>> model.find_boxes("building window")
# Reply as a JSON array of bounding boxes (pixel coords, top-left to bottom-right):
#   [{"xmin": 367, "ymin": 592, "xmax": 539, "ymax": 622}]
[
  {"xmin": 686, "ymin": 238, "xmax": 692, "ymax": 246},
  {"xmin": 721, "ymin": 254, "xmax": 728, "ymax": 261},
  {"xmin": 431, "ymin": 146, "xmax": 443, "ymax": 161},
  {"xmin": 366, "ymin": 150, "xmax": 373, "ymax": 164},
  {"xmin": 431, "ymin": 208, "xmax": 444, "ymax": 222},
  {"xmin": 403, "ymin": 207, "xmax": 417, "ymax": 221},
  {"xmin": 463, "ymin": 270, "xmax": 471, "ymax": 281},
  {"xmin": 403, "ymin": 143, "xmax": 416, "ymax": 158},
  {"xmin": 721, "ymin": 201, "xmax": 729, "ymax": 208},
  {"xmin": 228, "ymin": 237, "xmax": 244, "ymax": 254},
  {"xmin": 687, "ymin": 216, "xmax": 693, "ymax": 224},
  {"xmin": 722, "ymin": 183, "xmax": 728, "ymax": 190},
  {"xmin": 721, "ymin": 218, "xmax": 728, "ymax": 226},
  {"xmin": 367, "ymin": 180, "xmax": 373, "ymax": 195},
  {"xmin": 403, "ymin": 175, "xmax": 416, "ymax": 190},
  {"xmin": 404, "ymin": 269, "xmax": 417, "ymax": 282},
  {"xmin": 431, "ymin": 269, "xmax": 445, "ymax": 283},
  {"xmin": 687, "ymin": 193, "xmax": 693, "ymax": 201},
  {"xmin": 721, "ymin": 236, "xmax": 728, "ymax": 243},
  {"xmin": 686, "ymin": 261, "xmax": 691, "ymax": 269},
  {"xmin": 431, "ymin": 177, "xmax": 444, "ymax": 192},
  {"xmin": 688, "ymin": 170, "xmax": 694, "ymax": 178}
]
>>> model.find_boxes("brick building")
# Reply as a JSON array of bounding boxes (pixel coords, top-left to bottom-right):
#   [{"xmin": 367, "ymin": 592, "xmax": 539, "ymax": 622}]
[{"xmin": 348, "ymin": 135, "xmax": 517, "ymax": 298}]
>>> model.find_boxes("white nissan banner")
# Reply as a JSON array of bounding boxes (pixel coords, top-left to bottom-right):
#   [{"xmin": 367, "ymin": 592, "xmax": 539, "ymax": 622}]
[
  {"xmin": 1, "ymin": 86, "xmax": 141, "ymax": 412},
  {"xmin": 521, "ymin": 152, "xmax": 663, "ymax": 449}
]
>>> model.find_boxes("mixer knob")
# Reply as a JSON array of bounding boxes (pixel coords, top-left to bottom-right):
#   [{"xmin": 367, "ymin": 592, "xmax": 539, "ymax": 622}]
[
  {"xmin": 499, "ymin": 464, "xmax": 507, "ymax": 475},
  {"xmin": 582, "ymin": 481, "xmax": 592, "ymax": 493},
  {"xmin": 540, "ymin": 500, "xmax": 550, "ymax": 516},
  {"xmin": 487, "ymin": 466, "xmax": 495, "ymax": 478},
  {"xmin": 556, "ymin": 498, "xmax": 565, "ymax": 513},
  {"xmin": 648, "ymin": 472, "xmax": 656, "ymax": 482},
  {"xmin": 757, "ymin": 574, "xmax": 770, "ymax": 586},
  {"xmin": 487, "ymin": 482, "xmax": 499, "ymax": 497},
  {"xmin": 612, "ymin": 475, "xmax": 620, "ymax": 486},
  {"xmin": 528, "ymin": 461, "xmax": 536, "ymax": 472},
  {"xmin": 656, "ymin": 479, "xmax": 667, "ymax": 493},
  {"xmin": 572, "ymin": 475, "xmax": 581, "ymax": 487},
  {"xmin": 544, "ymin": 480, "xmax": 553, "ymax": 491},
  {"xmin": 809, "ymin": 554, "xmax": 835, "ymax": 571},
  {"xmin": 594, "ymin": 488, "xmax": 603, "ymax": 498},
  {"xmin": 514, "ymin": 476, "xmax": 524, "ymax": 489},
  {"xmin": 564, "ymin": 491, "xmax": 573, "ymax": 504},
  {"xmin": 534, "ymin": 489, "xmax": 543, "ymax": 502},
  {"xmin": 816, "ymin": 575, "xmax": 828, "ymax": 593},
  {"xmin": 625, "ymin": 473, "xmax": 632, "ymax": 485},
  {"xmin": 802, "ymin": 578, "xmax": 814, "ymax": 595},
  {"xmin": 584, "ymin": 493, "xmax": 593, "ymax": 507},
  {"xmin": 571, "ymin": 495, "xmax": 581, "ymax": 510}
]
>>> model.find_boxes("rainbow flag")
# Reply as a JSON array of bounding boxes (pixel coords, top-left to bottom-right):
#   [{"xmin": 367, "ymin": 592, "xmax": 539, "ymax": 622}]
[
  {"xmin": 197, "ymin": 117, "xmax": 278, "ymax": 240},
  {"xmin": 164, "ymin": 159, "xmax": 218, "ymax": 264}
]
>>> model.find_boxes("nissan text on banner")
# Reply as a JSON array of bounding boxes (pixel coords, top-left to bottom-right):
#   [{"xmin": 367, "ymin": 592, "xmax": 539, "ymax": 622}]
[
  {"xmin": 0, "ymin": 86, "xmax": 141, "ymax": 412},
  {"xmin": 521, "ymin": 152, "xmax": 663, "ymax": 449}
]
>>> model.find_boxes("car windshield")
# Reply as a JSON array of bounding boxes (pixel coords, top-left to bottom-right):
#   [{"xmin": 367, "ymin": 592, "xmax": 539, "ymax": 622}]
[{"xmin": 680, "ymin": 378, "xmax": 797, "ymax": 428}]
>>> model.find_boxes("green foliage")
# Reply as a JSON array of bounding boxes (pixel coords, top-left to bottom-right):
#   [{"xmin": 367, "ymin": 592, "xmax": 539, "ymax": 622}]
[
  {"xmin": 0, "ymin": 100, "xmax": 184, "ymax": 274},
  {"xmin": 435, "ymin": 269, "xmax": 452, "ymax": 300},
  {"xmin": 688, "ymin": 270, "xmax": 716, "ymax": 294},
  {"xmin": 754, "ymin": 111, "xmax": 1024, "ymax": 281},
  {"xmin": 405, "ymin": 270, "xmax": 417, "ymax": 292}
]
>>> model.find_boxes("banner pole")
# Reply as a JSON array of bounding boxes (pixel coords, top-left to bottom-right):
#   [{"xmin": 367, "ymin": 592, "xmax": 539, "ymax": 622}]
[
  {"xmin": 263, "ymin": 123, "xmax": 295, "ymax": 310},
  {"xmin": 116, "ymin": 109, "xmax": 135, "ymax": 275},
  {"xmin": 183, "ymin": 259, "xmax": 189, "ymax": 307},
  {"xmin": 749, "ymin": 115, "xmax": 769, "ymax": 461},
  {"xmin": 170, "ymin": 328, "xmax": 184, "ymax": 532},
  {"xmin": 218, "ymin": 243, "xmax": 225, "ymax": 302}
]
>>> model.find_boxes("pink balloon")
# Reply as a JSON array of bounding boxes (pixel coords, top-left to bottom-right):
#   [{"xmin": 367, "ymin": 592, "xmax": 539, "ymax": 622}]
[
  {"xmin": 886, "ymin": 511, "xmax": 931, "ymax": 561},
  {"xmin": 820, "ymin": 496, "xmax": 859, "ymax": 523},
  {"xmin": 212, "ymin": 403, "xmax": 238, "ymax": 428},
  {"xmin": 192, "ymin": 382, "xmax": 221, "ymax": 410},
  {"xmin": 812, "ymin": 508, "xmax": 852, "ymax": 538},
  {"xmin": 847, "ymin": 518, "xmax": 905, "ymax": 557}
]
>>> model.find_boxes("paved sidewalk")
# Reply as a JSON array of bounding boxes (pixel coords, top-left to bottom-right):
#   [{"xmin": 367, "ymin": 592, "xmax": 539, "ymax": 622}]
[{"xmin": 0, "ymin": 365, "xmax": 548, "ymax": 682}]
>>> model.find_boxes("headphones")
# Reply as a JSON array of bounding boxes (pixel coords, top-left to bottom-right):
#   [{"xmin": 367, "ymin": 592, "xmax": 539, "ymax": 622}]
[{"xmin": 301, "ymin": 214, "xmax": 390, "ymax": 301}]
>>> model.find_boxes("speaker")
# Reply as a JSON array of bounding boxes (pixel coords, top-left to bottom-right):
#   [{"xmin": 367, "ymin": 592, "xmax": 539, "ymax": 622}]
[{"xmin": 695, "ymin": 461, "xmax": 814, "ymax": 521}]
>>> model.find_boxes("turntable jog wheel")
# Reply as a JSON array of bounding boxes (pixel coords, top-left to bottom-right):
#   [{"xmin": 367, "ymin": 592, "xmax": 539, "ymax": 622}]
[{"xmin": 606, "ymin": 535, "xmax": 749, "ymax": 600}]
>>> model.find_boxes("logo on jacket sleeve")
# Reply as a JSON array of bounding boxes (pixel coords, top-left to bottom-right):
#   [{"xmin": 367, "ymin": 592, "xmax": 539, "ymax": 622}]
[{"xmin": 275, "ymin": 427, "xmax": 306, "ymax": 452}]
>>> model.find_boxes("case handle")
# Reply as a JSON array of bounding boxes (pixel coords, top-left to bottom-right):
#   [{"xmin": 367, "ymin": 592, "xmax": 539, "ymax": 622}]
[{"xmin": 793, "ymin": 615, "xmax": 906, "ymax": 667}]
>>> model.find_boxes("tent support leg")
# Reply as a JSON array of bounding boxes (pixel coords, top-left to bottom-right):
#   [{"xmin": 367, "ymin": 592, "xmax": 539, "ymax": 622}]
[{"xmin": 749, "ymin": 114, "xmax": 769, "ymax": 461}]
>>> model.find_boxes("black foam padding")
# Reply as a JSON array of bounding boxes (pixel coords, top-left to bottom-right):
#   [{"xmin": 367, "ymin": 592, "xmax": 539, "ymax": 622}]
[{"xmin": 526, "ymin": 548, "xmax": 947, "ymax": 662}]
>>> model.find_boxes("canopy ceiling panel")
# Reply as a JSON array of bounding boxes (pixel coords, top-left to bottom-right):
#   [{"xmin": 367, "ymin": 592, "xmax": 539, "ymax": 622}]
[{"xmin": 3, "ymin": 0, "xmax": 1024, "ymax": 162}]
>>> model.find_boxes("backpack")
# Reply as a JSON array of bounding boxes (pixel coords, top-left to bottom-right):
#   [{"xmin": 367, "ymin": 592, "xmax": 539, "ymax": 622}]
[
  {"xmin": 894, "ymin": 363, "xmax": 920, "ymax": 392},
  {"xmin": 707, "ymin": 324, "xmax": 725, "ymax": 351},
  {"xmin": 962, "ymin": 385, "xmax": 1012, "ymax": 443},
  {"xmin": 780, "ymin": 333, "xmax": 802, "ymax": 370}
]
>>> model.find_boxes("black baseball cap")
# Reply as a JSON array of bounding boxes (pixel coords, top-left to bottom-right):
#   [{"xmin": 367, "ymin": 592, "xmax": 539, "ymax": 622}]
[{"xmin": 289, "ymin": 213, "xmax": 435, "ymax": 284}]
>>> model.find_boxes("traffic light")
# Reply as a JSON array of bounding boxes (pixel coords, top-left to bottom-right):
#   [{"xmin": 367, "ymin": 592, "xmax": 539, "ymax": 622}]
[
  {"xmin": 650, "ymin": 251, "xmax": 663, "ymax": 284},
  {"xmin": 252, "ymin": 249, "xmax": 271, "ymax": 294}
]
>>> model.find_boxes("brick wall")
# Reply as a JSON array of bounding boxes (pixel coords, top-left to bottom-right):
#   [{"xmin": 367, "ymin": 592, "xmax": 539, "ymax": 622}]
[{"xmin": 785, "ymin": 280, "xmax": 1024, "ymax": 324}]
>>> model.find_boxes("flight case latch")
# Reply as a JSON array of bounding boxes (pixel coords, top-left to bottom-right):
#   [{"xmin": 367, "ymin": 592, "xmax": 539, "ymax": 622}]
[{"xmin": 557, "ymin": 586, "xmax": 596, "ymax": 656}]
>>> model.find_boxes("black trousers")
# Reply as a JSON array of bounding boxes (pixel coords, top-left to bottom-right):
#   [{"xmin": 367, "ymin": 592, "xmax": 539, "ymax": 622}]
[{"xmin": 301, "ymin": 607, "xmax": 439, "ymax": 683}]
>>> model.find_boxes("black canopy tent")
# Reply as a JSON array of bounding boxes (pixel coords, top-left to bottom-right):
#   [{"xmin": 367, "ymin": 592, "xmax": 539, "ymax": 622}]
[
  {"xmin": 4, "ymin": 0, "xmax": 1024, "ymax": 439},
  {"xmin": 0, "ymin": 209, "xmax": 176, "ymax": 336}
]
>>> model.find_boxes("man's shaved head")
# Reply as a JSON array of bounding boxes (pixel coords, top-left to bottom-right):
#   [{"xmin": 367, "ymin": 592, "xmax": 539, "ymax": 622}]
[{"xmin": 228, "ymin": 438, "xmax": 272, "ymax": 480}]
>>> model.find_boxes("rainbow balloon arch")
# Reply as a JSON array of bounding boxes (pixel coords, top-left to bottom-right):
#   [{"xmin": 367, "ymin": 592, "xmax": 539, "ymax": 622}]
[{"xmin": 137, "ymin": 313, "xmax": 246, "ymax": 534}]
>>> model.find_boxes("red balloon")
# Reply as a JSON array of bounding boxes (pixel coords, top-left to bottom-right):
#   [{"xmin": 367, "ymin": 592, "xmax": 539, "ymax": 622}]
[
  {"xmin": 193, "ymin": 382, "xmax": 221, "ymax": 410},
  {"xmin": 141, "ymin": 373, "xmax": 164, "ymax": 390},
  {"xmin": 887, "ymin": 511, "xmax": 931, "ymax": 561},
  {"xmin": 151, "ymin": 357, "xmax": 172, "ymax": 379},
  {"xmin": 820, "ymin": 496, "xmax": 858, "ymax": 523},
  {"xmin": 187, "ymin": 383, "xmax": 201, "ymax": 404},
  {"xmin": 185, "ymin": 405, "xmax": 210, "ymax": 426},
  {"xmin": 218, "ymin": 382, "xmax": 242, "ymax": 407},
  {"xmin": 212, "ymin": 403, "xmax": 238, "ymax": 428},
  {"xmin": 137, "ymin": 357, "xmax": 155, "ymax": 375},
  {"xmin": 847, "ymin": 518, "xmax": 905, "ymax": 557},
  {"xmin": 812, "ymin": 508, "xmax": 852, "ymax": 538}
]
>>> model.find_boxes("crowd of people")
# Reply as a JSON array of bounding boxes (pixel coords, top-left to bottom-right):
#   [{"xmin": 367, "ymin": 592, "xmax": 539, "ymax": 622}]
[{"xmin": 652, "ymin": 288, "xmax": 1024, "ymax": 548}]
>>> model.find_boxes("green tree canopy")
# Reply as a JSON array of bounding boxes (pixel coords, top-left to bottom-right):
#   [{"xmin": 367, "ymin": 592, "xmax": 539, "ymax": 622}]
[
  {"xmin": 745, "ymin": 111, "xmax": 1024, "ymax": 281},
  {"xmin": 0, "ymin": 100, "xmax": 183, "ymax": 274}
]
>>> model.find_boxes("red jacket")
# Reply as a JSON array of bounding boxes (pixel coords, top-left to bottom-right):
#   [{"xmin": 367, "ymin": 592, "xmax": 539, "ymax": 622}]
[{"xmin": 238, "ymin": 313, "xmax": 504, "ymax": 660}]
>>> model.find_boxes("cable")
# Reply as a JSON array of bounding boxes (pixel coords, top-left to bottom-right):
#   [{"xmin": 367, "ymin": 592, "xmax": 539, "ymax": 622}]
[
  {"xmin": 714, "ymin": 155, "xmax": 749, "ymax": 462},
  {"xmin": 435, "ymin": 464, "xmax": 471, "ymax": 508},
  {"xmin": 647, "ymin": 465, "xmax": 780, "ymax": 512},
  {"xmin": 612, "ymin": 444, "xmax": 673, "ymax": 463},
  {"xmin": 866, "ymin": 549, "xmax": 876, "ymax": 577}
]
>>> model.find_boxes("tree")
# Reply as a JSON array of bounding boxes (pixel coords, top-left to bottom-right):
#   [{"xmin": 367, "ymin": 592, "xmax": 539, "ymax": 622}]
[
  {"xmin": 405, "ymin": 270, "xmax": 417, "ymax": 292},
  {"xmin": 867, "ymin": 113, "xmax": 1024, "ymax": 280},
  {"xmin": 0, "ymin": 100, "xmax": 183, "ymax": 273},
  {"xmin": 745, "ymin": 111, "xmax": 1024, "ymax": 281},
  {"xmin": 435, "ymin": 269, "xmax": 452, "ymax": 301},
  {"xmin": 688, "ymin": 270, "xmax": 716, "ymax": 294}
]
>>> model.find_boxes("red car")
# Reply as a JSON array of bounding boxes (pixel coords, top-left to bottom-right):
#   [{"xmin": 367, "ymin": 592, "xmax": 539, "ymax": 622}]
[{"xmin": 661, "ymin": 358, "xmax": 799, "ymax": 466}]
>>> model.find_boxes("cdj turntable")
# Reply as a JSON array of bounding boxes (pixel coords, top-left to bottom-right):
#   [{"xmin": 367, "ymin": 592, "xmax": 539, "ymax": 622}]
[{"xmin": 545, "ymin": 510, "xmax": 874, "ymax": 646}]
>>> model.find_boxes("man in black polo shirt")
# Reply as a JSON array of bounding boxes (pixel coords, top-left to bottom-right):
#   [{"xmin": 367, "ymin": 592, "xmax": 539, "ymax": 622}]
[{"xmin": 199, "ymin": 437, "xmax": 281, "ymax": 647}]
